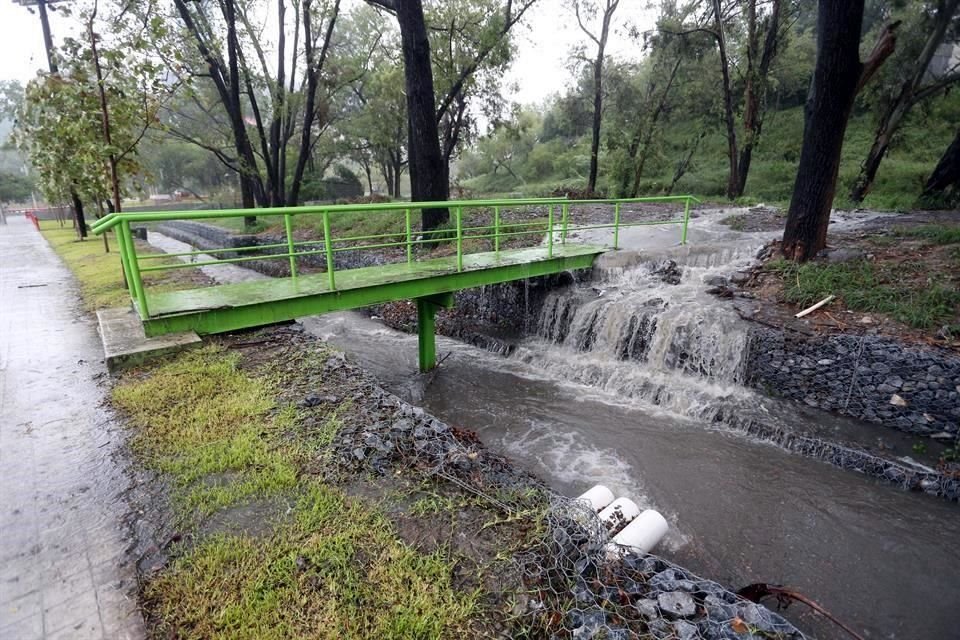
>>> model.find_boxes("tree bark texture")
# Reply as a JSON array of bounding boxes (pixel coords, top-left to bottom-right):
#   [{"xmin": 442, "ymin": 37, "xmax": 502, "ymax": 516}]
[
  {"xmin": 396, "ymin": 0, "xmax": 449, "ymax": 231},
  {"xmin": 783, "ymin": 1, "xmax": 865, "ymax": 260},
  {"xmin": 922, "ymin": 129, "xmax": 960, "ymax": 196},
  {"xmin": 782, "ymin": 1, "xmax": 897, "ymax": 261},
  {"xmin": 71, "ymin": 189, "xmax": 88, "ymax": 239}
]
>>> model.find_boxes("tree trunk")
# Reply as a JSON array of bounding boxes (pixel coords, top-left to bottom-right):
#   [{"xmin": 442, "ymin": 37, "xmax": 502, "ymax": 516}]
[
  {"xmin": 396, "ymin": 0, "xmax": 448, "ymax": 231},
  {"xmin": 667, "ymin": 130, "xmax": 706, "ymax": 195},
  {"xmin": 290, "ymin": 0, "xmax": 340, "ymax": 206},
  {"xmin": 733, "ymin": 0, "xmax": 782, "ymax": 198},
  {"xmin": 71, "ymin": 190, "xmax": 87, "ymax": 239},
  {"xmin": 783, "ymin": 1, "xmax": 898, "ymax": 261},
  {"xmin": 713, "ymin": 0, "xmax": 739, "ymax": 199},
  {"xmin": 922, "ymin": 129, "xmax": 960, "ymax": 196},
  {"xmin": 630, "ymin": 55, "xmax": 682, "ymax": 197},
  {"xmin": 174, "ymin": 0, "xmax": 265, "ymax": 223},
  {"xmin": 88, "ymin": 8, "xmax": 123, "ymax": 217},
  {"xmin": 850, "ymin": 0, "xmax": 960, "ymax": 202},
  {"xmin": 393, "ymin": 155, "xmax": 403, "ymax": 198},
  {"xmin": 588, "ymin": 55, "xmax": 603, "ymax": 193},
  {"xmin": 579, "ymin": 0, "xmax": 618, "ymax": 193}
]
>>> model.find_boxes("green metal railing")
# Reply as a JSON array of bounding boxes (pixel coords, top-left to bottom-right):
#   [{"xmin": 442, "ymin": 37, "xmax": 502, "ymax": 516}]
[{"xmin": 92, "ymin": 195, "xmax": 699, "ymax": 319}]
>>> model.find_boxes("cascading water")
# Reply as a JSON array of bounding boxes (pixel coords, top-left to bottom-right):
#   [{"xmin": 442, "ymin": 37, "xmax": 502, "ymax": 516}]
[
  {"xmin": 512, "ymin": 246, "xmax": 760, "ymax": 422},
  {"xmin": 148, "ymin": 213, "xmax": 960, "ymax": 639}
]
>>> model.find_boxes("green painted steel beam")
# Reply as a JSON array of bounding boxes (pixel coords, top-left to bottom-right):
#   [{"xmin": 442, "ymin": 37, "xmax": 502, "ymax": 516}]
[
  {"xmin": 141, "ymin": 248, "xmax": 601, "ymax": 337},
  {"xmin": 416, "ymin": 292, "xmax": 456, "ymax": 372},
  {"xmin": 417, "ymin": 298, "xmax": 438, "ymax": 373}
]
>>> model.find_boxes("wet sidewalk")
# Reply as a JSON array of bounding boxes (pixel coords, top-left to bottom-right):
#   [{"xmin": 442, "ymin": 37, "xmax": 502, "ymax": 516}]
[{"xmin": 0, "ymin": 217, "xmax": 144, "ymax": 639}]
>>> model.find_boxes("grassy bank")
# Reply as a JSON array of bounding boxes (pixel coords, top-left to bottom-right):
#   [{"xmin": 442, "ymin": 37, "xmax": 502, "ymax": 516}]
[
  {"xmin": 38, "ymin": 221, "xmax": 208, "ymax": 311},
  {"xmin": 761, "ymin": 223, "xmax": 960, "ymax": 335},
  {"xmin": 38, "ymin": 223, "xmax": 508, "ymax": 638},
  {"xmin": 462, "ymin": 93, "xmax": 960, "ymax": 212},
  {"xmin": 114, "ymin": 345, "xmax": 478, "ymax": 639}
]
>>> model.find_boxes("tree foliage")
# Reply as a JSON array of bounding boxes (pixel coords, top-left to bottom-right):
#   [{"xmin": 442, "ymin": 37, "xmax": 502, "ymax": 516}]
[{"xmin": 14, "ymin": 6, "xmax": 161, "ymax": 211}]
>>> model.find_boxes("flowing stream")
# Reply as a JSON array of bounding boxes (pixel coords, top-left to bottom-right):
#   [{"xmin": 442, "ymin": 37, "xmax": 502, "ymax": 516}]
[{"xmin": 150, "ymin": 213, "xmax": 960, "ymax": 639}]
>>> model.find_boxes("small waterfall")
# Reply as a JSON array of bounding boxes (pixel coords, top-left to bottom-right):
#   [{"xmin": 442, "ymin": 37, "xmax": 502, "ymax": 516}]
[{"xmin": 514, "ymin": 250, "xmax": 758, "ymax": 421}]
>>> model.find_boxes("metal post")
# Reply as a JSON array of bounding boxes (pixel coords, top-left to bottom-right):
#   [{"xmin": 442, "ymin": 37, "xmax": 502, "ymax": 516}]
[
  {"xmin": 681, "ymin": 197, "xmax": 691, "ymax": 245},
  {"xmin": 322, "ymin": 210, "xmax": 336, "ymax": 290},
  {"xmin": 121, "ymin": 220, "xmax": 149, "ymax": 317},
  {"xmin": 405, "ymin": 208, "xmax": 412, "ymax": 264},
  {"xmin": 547, "ymin": 204, "xmax": 554, "ymax": 258},
  {"xmin": 416, "ymin": 298, "xmax": 437, "ymax": 372},
  {"xmin": 284, "ymin": 213, "xmax": 297, "ymax": 279},
  {"xmin": 455, "ymin": 207, "xmax": 463, "ymax": 272},
  {"xmin": 115, "ymin": 221, "xmax": 132, "ymax": 294},
  {"xmin": 613, "ymin": 201, "xmax": 621, "ymax": 250},
  {"xmin": 561, "ymin": 203, "xmax": 569, "ymax": 244},
  {"xmin": 493, "ymin": 206, "xmax": 500, "ymax": 256}
]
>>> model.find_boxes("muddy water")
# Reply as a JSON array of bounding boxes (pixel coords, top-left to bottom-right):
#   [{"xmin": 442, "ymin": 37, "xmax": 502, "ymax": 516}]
[
  {"xmin": 150, "ymin": 215, "xmax": 960, "ymax": 639},
  {"xmin": 304, "ymin": 312, "xmax": 959, "ymax": 639}
]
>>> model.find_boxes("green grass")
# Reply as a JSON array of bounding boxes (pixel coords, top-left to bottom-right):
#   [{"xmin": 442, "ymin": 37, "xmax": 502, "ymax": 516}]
[
  {"xmin": 768, "ymin": 258, "xmax": 960, "ymax": 329},
  {"xmin": 112, "ymin": 346, "xmax": 299, "ymax": 520},
  {"xmin": 46, "ymin": 218, "xmax": 498, "ymax": 638},
  {"xmin": 40, "ymin": 221, "xmax": 205, "ymax": 311},
  {"xmin": 115, "ymin": 346, "xmax": 478, "ymax": 638},
  {"xmin": 146, "ymin": 483, "xmax": 477, "ymax": 640},
  {"xmin": 893, "ymin": 224, "xmax": 960, "ymax": 245}
]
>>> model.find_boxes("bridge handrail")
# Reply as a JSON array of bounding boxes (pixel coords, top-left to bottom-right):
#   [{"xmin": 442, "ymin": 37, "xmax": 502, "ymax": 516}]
[
  {"xmin": 95, "ymin": 195, "xmax": 699, "ymax": 320},
  {"xmin": 90, "ymin": 197, "xmax": 570, "ymax": 235}
]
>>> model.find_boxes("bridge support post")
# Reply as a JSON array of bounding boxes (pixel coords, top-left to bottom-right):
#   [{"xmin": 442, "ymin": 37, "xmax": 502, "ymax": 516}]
[{"xmin": 416, "ymin": 293, "xmax": 454, "ymax": 372}]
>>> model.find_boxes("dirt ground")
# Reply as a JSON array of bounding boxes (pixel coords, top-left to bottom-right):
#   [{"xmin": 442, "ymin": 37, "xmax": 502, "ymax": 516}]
[{"xmin": 720, "ymin": 209, "xmax": 960, "ymax": 351}]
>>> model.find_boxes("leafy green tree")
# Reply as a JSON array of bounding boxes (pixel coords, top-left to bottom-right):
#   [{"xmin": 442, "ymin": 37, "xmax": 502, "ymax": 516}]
[
  {"xmin": 336, "ymin": 6, "xmax": 407, "ymax": 196},
  {"xmin": 143, "ymin": 0, "xmax": 344, "ymax": 213},
  {"xmin": 14, "ymin": 2, "xmax": 161, "ymax": 237},
  {"xmin": 850, "ymin": 0, "xmax": 960, "ymax": 202},
  {"xmin": 0, "ymin": 172, "xmax": 33, "ymax": 202},
  {"xmin": 366, "ymin": 0, "xmax": 538, "ymax": 230}
]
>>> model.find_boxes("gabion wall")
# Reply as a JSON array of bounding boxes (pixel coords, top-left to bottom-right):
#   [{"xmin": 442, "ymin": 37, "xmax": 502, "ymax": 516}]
[{"xmin": 747, "ymin": 328, "xmax": 960, "ymax": 437}]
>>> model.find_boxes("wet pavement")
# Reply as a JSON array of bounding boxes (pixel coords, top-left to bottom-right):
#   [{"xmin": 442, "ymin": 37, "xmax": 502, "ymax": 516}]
[{"xmin": 0, "ymin": 217, "xmax": 144, "ymax": 639}]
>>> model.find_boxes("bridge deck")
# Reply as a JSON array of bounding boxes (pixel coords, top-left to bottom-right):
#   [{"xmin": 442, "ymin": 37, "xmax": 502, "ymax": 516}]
[{"xmin": 141, "ymin": 244, "xmax": 604, "ymax": 336}]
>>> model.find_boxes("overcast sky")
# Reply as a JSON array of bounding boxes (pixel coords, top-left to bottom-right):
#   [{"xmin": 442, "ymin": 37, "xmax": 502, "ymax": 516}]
[{"xmin": 0, "ymin": 0, "xmax": 654, "ymax": 108}]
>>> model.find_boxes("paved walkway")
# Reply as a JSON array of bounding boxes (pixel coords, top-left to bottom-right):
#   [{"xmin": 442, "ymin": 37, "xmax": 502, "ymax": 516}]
[{"xmin": 0, "ymin": 217, "xmax": 144, "ymax": 639}]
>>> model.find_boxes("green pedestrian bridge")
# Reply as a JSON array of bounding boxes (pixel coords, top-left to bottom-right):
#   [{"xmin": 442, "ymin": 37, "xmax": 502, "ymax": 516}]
[{"xmin": 92, "ymin": 196, "xmax": 697, "ymax": 371}]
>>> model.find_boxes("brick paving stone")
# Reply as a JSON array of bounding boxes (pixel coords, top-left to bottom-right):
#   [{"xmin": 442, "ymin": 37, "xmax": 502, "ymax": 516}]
[{"xmin": 0, "ymin": 217, "xmax": 145, "ymax": 639}]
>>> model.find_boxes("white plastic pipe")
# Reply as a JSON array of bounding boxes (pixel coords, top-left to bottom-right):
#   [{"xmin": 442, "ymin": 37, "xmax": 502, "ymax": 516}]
[
  {"xmin": 611, "ymin": 509, "xmax": 669, "ymax": 554},
  {"xmin": 576, "ymin": 485, "xmax": 615, "ymax": 512},
  {"xmin": 598, "ymin": 497, "xmax": 641, "ymax": 533}
]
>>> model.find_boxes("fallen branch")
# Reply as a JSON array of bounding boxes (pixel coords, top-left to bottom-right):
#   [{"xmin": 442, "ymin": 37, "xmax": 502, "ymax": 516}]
[
  {"xmin": 737, "ymin": 583, "xmax": 865, "ymax": 640},
  {"xmin": 794, "ymin": 294, "xmax": 835, "ymax": 318}
]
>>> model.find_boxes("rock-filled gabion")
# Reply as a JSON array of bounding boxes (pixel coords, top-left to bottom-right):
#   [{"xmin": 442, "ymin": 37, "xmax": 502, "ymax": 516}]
[
  {"xmin": 747, "ymin": 329, "xmax": 960, "ymax": 437},
  {"xmin": 517, "ymin": 498, "xmax": 804, "ymax": 640},
  {"xmin": 327, "ymin": 372, "xmax": 806, "ymax": 639},
  {"xmin": 718, "ymin": 411, "xmax": 960, "ymax": 502}
]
